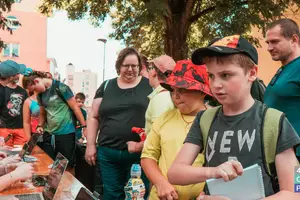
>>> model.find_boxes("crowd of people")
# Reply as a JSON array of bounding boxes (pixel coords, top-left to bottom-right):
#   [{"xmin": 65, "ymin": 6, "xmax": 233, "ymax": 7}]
[{"xmin": 0, "ymin": 18, "xmax": 299, "ymax": 200}]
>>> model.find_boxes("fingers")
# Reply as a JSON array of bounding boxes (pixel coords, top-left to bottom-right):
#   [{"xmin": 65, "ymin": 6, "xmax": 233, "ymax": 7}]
[
  {"xmin": 231, "ymin": 161, "xmax": 243, "ymax": 176},
  {"xmin": 171, "ymin": 190, "xmax": 178, "ymax": 199},
  {"xmin": 219, "ymin": 161, "xmax": 243, "ymax": 181}
]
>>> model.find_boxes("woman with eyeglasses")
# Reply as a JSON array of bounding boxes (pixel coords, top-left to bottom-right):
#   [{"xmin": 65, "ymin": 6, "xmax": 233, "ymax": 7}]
[{"xmin": 85, "ymin": 47, "xmax": 152, "ymax": 200}]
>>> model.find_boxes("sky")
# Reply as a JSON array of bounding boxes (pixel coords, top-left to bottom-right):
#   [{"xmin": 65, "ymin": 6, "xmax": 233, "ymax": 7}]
[{"xmin": 47, "ymin": 11, "xmax": 124, "ymax": 85}]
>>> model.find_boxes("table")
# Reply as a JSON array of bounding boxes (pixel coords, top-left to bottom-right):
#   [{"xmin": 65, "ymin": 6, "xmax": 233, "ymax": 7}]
[{"xmin": 0, "ymin": 146, "xmax": 85, "ymax": 199}]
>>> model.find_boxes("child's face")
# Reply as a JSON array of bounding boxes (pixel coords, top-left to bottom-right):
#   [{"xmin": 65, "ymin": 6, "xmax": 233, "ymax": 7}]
[
  {"xmin": 76, "ymin": 98, "xmax": 85, "ymax": 107},
  {"xmin": 206, "ymin": 61, "xmax": 256, "ymax": 106}
]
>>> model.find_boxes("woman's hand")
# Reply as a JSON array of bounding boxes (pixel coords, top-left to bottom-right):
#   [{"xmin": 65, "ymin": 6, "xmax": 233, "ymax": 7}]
[
  {"xmin": 11, "ymin": 163, "xmax": 34, "ymax": 182},
  {"xmin": 127, "ymin": 141, "xmax": 141, "ymax": 153},
  {"xmin": 85, "ymin": 144, "xmax": 97, "ymax": 166}
]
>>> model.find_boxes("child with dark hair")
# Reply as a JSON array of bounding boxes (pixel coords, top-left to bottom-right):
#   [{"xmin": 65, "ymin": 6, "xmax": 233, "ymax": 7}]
[
  {"xmin": 75, "ymin": 92, "xmax": 87, "ymax": 143},
  {"xmin": 22, "ymin": 71, "xmax": 86, "ymax": 174}
]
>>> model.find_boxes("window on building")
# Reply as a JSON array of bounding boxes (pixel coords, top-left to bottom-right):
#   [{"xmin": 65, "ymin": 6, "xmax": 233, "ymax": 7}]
[
  {"xmin": 85, "ymin": 88, "xmax": 89, "ymax": 92},
  {"xmin": 86, "ymin": 81, "xmax": 89, "ymax": 86},
  {"xmin": 14, "ymin": 0, "xmax": 22, "ymax": 3},
  {"xmin": 2, "ymin": 43, "xmax": 20, "ymax": 57},
  {"xmin": 5, "ymin": 16, "xmax": 20, "ymax": 30},
  {"xmin": 86, "ymin": 101, "xmax": 89, "ymax": 105}
]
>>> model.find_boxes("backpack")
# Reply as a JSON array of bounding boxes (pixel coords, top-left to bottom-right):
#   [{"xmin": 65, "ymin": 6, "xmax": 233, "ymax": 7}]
[
  {"xmin": 251, "ymin": 78, "xmax": 266, "ymax": 103},
  {"xmin": 38, "ymin": 81, "xmax": 78, "ymax": 128},
  {"xmin": 200, "ymin": 105, "xmax": 283, "ymax": 193}
]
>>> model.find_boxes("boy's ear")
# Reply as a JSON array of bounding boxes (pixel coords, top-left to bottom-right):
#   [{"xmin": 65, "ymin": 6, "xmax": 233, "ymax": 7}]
[
  {"xmin": 33, "ymin": 79, "xmax": 39, "ymax": 84},
  {"xmin": 248, "ymin": 65, "xmax": 258, "ymax": 82}
]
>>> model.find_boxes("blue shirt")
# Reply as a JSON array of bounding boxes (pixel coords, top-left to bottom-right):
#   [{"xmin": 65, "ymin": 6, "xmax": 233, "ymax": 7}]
[
  {"xmin": 75, "ymin": 108, "xmax": 87, "ymax": 140},
  {"xmin": 264, "ymin": 57, "xmax": 300, "ymax": 155}
]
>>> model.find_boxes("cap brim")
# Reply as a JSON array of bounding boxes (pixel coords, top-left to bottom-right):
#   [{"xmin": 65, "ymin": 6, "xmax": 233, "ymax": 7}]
[
  {"xmin": 18, "ymin": 64, "xmax": 26, "ymax": 74},
  {"xmin": 191, "ymin": 46, "xmax": 241, "ymax": 65}
]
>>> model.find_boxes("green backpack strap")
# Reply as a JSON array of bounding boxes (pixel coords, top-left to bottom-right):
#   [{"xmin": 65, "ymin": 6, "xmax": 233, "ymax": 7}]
[
  {"xmin": 263, "ymin": 107, "xmax": 283, "ymax": 176},
  {"xmin": 104, "ymin": 79, "xmax": 110, "ymax": 91},
  {"xmin": 200, "ymin": 106, "xmax": 221, "ymax": 153}
]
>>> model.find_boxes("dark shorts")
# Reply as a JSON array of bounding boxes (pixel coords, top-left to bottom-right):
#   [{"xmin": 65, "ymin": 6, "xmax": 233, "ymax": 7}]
[
  {"xmin": 37, "ymin": 132, "xmax": 76, "ymax": 168},
  {"xmin": 54, "ymin": 133, "xmax": 76, "ymax": 168}
]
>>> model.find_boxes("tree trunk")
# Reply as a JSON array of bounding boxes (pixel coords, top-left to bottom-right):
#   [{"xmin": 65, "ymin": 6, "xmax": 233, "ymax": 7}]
[
  {"xmin": 163, "ymin": 1, "xmax": 192, "ymax": 61},
  {"xmin": 164, "ymin": 19, "xmax": 189, "ymax": 61}
]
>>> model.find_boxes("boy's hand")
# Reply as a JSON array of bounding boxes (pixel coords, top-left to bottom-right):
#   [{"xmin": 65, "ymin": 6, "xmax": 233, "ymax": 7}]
[
  {"xmin": 197, "ymin": 192, "xmax": 231, "ymax": 200},
  {"xmin": 36, "ymin": 126, "xmax": 44, "ymax": 134},
  {"xmin": 212, "ymin": 160, "xmax": 243, "ymax": 182},
  {"xmin": 155, "ymin": 180, "xmax": 178, "ymax": 200}
]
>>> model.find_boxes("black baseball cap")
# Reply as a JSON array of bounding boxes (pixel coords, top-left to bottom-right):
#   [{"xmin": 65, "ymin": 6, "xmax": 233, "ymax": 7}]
[{"xmin": 191, "ymin": 35, "xmax": 258, "ymax": 65}]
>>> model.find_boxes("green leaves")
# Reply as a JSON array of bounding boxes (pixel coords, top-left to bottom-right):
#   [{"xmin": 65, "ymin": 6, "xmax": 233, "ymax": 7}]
[{"xmin": 24, "ymin": 0, "xmax": 300, "ymax": 59}]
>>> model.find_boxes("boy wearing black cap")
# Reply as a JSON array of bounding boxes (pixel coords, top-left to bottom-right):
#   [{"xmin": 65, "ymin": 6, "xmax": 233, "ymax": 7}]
[{"xmin": 168, "ymin": 35, "xmax": 300, "ymax": 199}]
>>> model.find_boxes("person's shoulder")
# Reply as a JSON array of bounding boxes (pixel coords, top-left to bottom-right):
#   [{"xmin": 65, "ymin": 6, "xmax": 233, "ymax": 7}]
[{"xmin": 152, "ymin": 108, "xmax": 178, "ymax": 128}]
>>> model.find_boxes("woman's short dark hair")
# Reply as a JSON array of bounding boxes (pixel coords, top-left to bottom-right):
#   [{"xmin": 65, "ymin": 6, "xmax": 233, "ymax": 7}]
[{"xmin": 115, "ymin": 47, "xmax": 142, "ymax": 75}]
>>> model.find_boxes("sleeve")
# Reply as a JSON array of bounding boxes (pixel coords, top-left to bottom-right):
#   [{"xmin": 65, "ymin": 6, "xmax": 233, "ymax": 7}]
[
  {"xmin": 184, "ymin": 111, "xmax": 205, "ymax": 152},
  {"xmin": 59, "ymin": 82, "xmax": 74, "ymax": 101},
  {"xmin": 276, "ymin": 115, "xmax": 300, "ymax": 155},
  {"xmin": 141, "ymin": 121, "xmax": 162, "ymax": 162},
  {"xmin": 94, "ymin": 81, "xmax": 106, "ymax": 99},
  {"xmin": 82, "ymin": 109, "xmax": 87, "ymax": 120},
  {"xmin": 150, "ymin": 92, "xmax": 174, "ymax": 123}
]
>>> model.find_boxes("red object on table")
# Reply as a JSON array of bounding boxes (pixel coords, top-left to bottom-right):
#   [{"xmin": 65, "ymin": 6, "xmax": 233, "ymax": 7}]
[{"xmin": 131, "ymin": 127, "xmax": 146, "ymax": 141}]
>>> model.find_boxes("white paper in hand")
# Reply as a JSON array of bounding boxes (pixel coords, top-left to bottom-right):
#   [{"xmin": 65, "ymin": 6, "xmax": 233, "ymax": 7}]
[{"xmin": 206, "ymin": 164, "xmax": 265, "ymax": 200}]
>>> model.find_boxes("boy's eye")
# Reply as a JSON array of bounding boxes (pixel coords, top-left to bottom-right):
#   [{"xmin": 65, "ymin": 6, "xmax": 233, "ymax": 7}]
[
  {"xmin": 208, "ymin": 74, "xmax": 214, "ymax": 79},
  {"xmin": 221, "ymin": 73, "xmax": 230, "ymax": 79}
]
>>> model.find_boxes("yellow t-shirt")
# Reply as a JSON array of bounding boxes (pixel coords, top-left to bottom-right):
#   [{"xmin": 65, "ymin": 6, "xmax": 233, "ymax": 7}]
[
  {"xmin": 145, "ymin": 85, "xmax": 175, "ymax": 135},
  {"xmin": 141, "ymin": 109, "xmax": 205, "ymax": 200}
]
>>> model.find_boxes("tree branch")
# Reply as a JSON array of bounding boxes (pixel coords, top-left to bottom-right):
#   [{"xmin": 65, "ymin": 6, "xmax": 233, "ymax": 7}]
[{"xmin": 188, "ymin": 5, "xmax": 216, "ymax": 24}]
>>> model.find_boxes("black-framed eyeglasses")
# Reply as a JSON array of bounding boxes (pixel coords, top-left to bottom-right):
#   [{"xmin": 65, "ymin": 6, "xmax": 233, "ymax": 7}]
[
  {"xmin": 121, "ymin": 64, "xmax": 139, "ymax": 69},
  {"xmin": 270, "ymin": 67, "xmax": 284, "ymax": 86}
]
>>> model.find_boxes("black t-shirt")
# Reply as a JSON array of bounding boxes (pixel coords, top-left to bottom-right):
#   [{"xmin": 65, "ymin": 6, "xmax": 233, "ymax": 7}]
[
  {"xmin": 185, "ymin": 101, "xmax": 300, "ymax": 197},
  {"xmin": 94, "ymin": 77, "xmax": 152, "ymax": 150},
  {"xmin": 0, "ymin": 85, "xmax": 28, "ymax": 129}
]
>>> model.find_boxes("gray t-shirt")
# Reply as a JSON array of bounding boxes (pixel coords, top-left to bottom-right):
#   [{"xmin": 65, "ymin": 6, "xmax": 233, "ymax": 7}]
[{"xmin": 185, "ymin": 101, "xmax": 300, "ymax": 197}]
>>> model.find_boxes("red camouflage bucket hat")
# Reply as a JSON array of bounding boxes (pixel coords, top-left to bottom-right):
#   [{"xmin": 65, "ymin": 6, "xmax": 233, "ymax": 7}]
[{"xmin": 161, "ymin": 60, "xmax": 212, "ymax": 97}]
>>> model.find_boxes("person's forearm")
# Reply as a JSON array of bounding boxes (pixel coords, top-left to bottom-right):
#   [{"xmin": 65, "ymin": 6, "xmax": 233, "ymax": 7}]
[
  {"xmin": 0, "ymin": 172, "xmax": 17, "ymax": 192},
  {"xmin": 264, "ymin": 190, "xmax": 300, "ymax": 199},
  {"xmin": 0, "ymin": 165, "xmax": 6, "ymax": 176},
  {"xmin": 86, "ymin": 116, "xmax": 99, "ymax": 147},
  {"xmin": 23, "ymin": 122, "xmax": 31, "ymax": 140},
  {"xmin": 72, "ymin": 106, "xmax": 86, "ymax": 126},
  {"xmin": 168, "ymin": 163, "xmax": 213, "ymax": 185},
  {"xmin": 141, "ymin": 158, "xmax": 169, "ymax": 185}
]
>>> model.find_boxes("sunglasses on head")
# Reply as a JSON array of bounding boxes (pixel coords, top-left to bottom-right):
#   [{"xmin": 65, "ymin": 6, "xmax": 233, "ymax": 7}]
[{"xmin": 269, "ymin": 67, "xmax": 284, "ymax": 86}]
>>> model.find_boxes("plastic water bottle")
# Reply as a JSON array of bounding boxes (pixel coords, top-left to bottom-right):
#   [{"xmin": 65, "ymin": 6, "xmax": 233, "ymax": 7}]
[{"xmin": 124, "ymin": 164, "xmax": 146, "ymax": 200}]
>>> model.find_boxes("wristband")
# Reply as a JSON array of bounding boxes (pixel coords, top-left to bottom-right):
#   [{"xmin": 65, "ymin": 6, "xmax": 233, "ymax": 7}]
[
  {"xmin": 81, "ymin": 125, "xmax": 87, "ymax": 128},
  {"xmin": 36, "ymin": 125, "xmax": 43, "ymax": 129}
]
